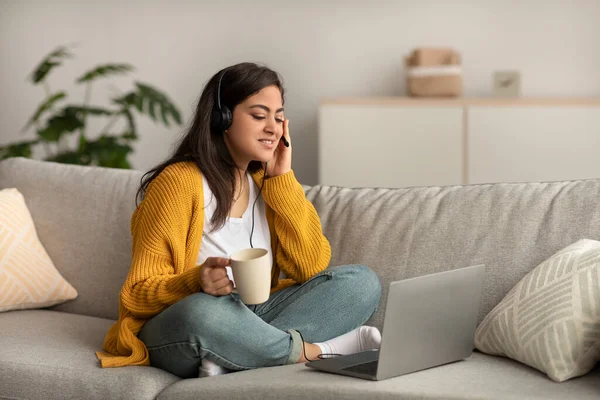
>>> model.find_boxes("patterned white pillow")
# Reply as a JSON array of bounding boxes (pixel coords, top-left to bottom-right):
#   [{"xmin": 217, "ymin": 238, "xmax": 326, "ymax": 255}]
[
  {"xmin": 0, "ymin": 188, "xmax": 77, "ymax": 312},
  {"xmin": 475, "ymin": 239, "xmax": 600, "ymax": 382}
]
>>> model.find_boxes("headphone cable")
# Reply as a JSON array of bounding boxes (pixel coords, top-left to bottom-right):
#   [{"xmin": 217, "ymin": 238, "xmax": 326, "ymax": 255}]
[{"xmin": 250, "ymin": 162, "xmax": 266, "ymax": 248}]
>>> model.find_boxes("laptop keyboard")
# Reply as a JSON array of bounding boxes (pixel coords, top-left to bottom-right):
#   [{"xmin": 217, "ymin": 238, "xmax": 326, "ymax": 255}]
[{"xmin": 341, "ymin": 360, "xmax": 378, "ymax": 376}]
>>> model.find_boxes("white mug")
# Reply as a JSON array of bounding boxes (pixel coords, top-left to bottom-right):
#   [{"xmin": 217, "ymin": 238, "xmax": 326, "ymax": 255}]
[{"xmin": 229, "ymin": 248, "xmax": 271, "ymax": 304}]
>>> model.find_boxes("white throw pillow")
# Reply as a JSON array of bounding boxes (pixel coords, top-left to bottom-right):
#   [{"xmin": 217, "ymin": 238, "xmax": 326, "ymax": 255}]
[
  {"xmin": 0, "ymin": 188, "xmax": 77, "ymax": 312},
  {"xmin": 475, "ymin": 239, "xmax": 600, "ymax": 382}
]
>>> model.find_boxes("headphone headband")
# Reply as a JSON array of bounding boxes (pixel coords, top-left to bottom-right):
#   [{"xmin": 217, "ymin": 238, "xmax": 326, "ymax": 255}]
[
  {"xmin": 211, "ymin": 68, "xmax": 233, "ymax": 133},
  {"xmin": 216, "ymin": 69, "xmax": 226, "ymax": 109}
]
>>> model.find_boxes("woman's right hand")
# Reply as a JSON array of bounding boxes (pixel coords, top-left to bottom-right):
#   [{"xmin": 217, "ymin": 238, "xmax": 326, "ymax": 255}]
[{"xmin": 199, "ymin": 257, "xmax": 234, "ymax": 296}]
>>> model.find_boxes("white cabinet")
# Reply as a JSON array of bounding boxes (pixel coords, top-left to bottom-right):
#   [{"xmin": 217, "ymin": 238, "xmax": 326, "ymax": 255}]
[
  {"xmin": 319, "ymin": 98, "xmax": 600, "ymax": 188},
  {"xmin": 319, "ymin": 103, "xmax": 464, "ymax": 188},
  {"xmin": 468, "ymin": 106, "xmax": 600, "ymax": 184}
]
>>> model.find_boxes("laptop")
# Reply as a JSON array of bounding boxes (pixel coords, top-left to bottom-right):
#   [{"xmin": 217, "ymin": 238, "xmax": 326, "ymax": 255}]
[{"xmin": 305, "ymin": 264, "xmax": 485, "ymax": 381}]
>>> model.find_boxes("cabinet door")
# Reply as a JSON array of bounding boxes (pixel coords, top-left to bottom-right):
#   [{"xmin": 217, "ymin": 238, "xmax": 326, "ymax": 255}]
[
  {"xmin": 319, "ymin": 105, "xmax": 464, "ymax": 188},
  {"xmin": 468, "ymin": 107, "xmax": 600, "ymax": 184}
]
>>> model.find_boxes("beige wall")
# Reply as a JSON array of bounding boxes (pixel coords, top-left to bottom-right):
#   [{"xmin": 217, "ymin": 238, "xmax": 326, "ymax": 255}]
[{"xmin": 1, "ymin": 0, "xmax": 599, "ymax": 185}]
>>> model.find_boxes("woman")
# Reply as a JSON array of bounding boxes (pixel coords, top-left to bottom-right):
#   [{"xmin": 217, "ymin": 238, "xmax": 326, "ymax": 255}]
[{"xmin": 95, "ymin": 62, "xmax": 382, "ymax": 379}]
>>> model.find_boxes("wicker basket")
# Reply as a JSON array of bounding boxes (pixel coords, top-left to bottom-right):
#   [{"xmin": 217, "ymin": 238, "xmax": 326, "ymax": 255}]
[{"xmin": 405, "ymin": 48, "xmax": 463, "ymax": 97}]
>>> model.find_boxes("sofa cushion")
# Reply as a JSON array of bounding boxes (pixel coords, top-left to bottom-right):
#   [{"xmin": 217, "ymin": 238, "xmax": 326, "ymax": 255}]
[
  {"xmin": 0, "ymin": 188, "xmax": 78, "ymax": 312},
  {"xmin": 0, "ymin": 310, "xmax": 179, "ymax": 400},
  {"xmin": 305, "ymin": 179, "xmax": 600, "ymax": 332},
  {"xmin": 475, "ymin": 239, "xmax": 600, "ymax": 382},
  {"xmin": 157, "ymin": 352, "xmax": 600, "ymax": 400},
  {"xmin": 0, "ymin": 157, "xmax": 143, "ymax": 320}
]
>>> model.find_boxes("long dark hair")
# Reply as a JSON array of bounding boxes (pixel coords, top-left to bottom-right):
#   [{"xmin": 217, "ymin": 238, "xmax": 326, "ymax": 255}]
[{"xmin": 135, "ymin": 62, "xmax": 285, "ymax": 232}]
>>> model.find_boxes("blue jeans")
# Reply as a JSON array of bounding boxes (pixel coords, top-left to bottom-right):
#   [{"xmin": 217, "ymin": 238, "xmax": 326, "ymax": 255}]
[{"xmin": 138, "ymin": 264, "xmax": 382, "ymax": 378}]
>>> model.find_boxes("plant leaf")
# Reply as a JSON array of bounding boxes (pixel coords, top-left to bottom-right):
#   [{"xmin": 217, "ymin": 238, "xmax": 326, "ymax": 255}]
[
  {"xmin": 121, "ymin": 108, "xmax": 137, "ymax": 136},
  {"xmin": 134, "ymin": 93, "xmax": 144, "ymax": 113},
  {"xmin": 30, "ymin": 46, "xmax": 73, "ymax": 84},
  {"xmin": 0, "ymin": 140, "xmax": 38, "ymax": 160},
  {"xmin": 46, "ymin": 150, "xmax": 87, "ymax": 165},
  {"xmin": 78, "ymin": 133, "xmax": 87, "ymax": 153},
  {"xmin": 109, "ymin": 97, "xmax": 139, "ymax": 140},
  {"xmin": 148, "ymin": 100, "xmax": 157, "ymax": 121},
  {"xmin": 120, "ymin": 132, "xmax": 137, "ymax": 141},
  {"xmin": 76, "ymin": 64, "xmax": 134, "ymax": 83},
  {"xmin": 22, "ymin": 92, "xmax": 67, "ymax": 132},
  {"xmin": 85, "ymin": 135, "xmax": 133, "ymax": 169},
  {"xmin": 160, "ymin": 104, "xmax": 170, "ymax": 127},
  {"xmin": 64, "ymin": 105, "xmax": 115, "ymax": 116},
  {"xmin": 134, "ymin": 82, "xmax": 182, "ymax": 126},
  {"xmin": 112, "ymin": 92, "xmax": 135, "ymax": 108},
  {"xmin": 37, "ymin": 107, "xmax": 84, "ymax": 142}
]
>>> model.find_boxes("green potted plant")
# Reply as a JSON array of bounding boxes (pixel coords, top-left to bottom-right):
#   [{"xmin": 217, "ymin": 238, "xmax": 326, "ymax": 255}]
[{"xmin": 0, "ymin": 45, "xmax": 182, "ymax": 168}]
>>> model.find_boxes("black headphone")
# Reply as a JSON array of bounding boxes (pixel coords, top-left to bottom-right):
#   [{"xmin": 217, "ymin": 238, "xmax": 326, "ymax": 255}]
[
  {"xmin": 210, "ymin": 69, "xmax": 233, "ymax": 134},
  {"xmin": 210, "ymin": 68, "xmax": 290, "ymax": 147}
]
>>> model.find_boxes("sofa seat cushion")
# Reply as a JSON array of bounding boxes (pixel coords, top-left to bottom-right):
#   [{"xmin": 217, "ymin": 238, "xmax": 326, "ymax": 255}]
[
  {"xmin": 0, "ymin": 310, "xmax": 179, "ymax": 400},
  {"xmin": 158, "ymin": 351, "xmax": 600, "ymax": 400}
]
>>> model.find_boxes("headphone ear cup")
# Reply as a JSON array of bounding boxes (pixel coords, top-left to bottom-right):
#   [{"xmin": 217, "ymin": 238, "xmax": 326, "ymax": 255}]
[
  {"xmin": 221, "ymin": 106, "xmax": 232, "ymax": 132},
  {"xmin": 210, "ymin": 105, "xmax": 233, "ymax": 133},
  {"xmin": 210, "ymin": 107, "xmax": 222, "ymax": 133}
]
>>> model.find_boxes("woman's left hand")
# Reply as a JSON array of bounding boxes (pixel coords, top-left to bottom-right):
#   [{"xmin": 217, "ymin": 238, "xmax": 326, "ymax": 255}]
[{"xmin": 264, "ymin": 119, "xmax": 292, "ymax": 178}]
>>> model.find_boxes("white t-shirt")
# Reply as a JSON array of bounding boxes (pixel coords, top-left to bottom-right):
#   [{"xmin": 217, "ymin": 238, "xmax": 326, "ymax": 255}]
[{"xmin": 196, "ymin": 172, "xmax": 272, "ymax": 286}]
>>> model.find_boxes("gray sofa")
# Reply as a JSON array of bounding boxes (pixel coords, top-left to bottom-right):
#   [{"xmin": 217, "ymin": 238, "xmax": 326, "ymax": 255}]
[{"xmin": 0, "ymin": 156, "xmax": 599, "ymax": 400}]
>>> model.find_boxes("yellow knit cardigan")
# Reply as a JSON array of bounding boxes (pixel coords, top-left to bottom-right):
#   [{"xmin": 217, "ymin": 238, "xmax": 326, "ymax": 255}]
[{"xmin": 95, "ymin": 161, "xmax": 331, "ymax": 367}]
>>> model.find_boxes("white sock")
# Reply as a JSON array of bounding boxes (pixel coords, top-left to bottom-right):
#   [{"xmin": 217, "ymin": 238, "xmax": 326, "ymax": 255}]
[
  {"xmin": 199, "ymin": 359, "xmax": 230, "ymax": 378},
  {"xmin": 314, "ymin": 326, "xmax": 381, "ymax": 358}
]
